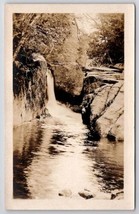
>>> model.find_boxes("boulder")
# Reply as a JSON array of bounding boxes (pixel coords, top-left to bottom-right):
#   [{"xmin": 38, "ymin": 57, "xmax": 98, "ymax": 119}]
[
  {"xmin": 78, "ymin": 189, "xmax": 95, "ymax": 199},
  {"xmin": 95, "ymin": 82, "xmax": 124, "ymax": 141},
  {"xmin": 111, "ymin": 190, "xmax": 124, "ymax": 200},
  {"xmin": 81, "ymin": 69, "xmax": 124, "ymax": 141},
  {"xmin": 54, "ymin": 17, "xmax": 84, "ymax": 97}
]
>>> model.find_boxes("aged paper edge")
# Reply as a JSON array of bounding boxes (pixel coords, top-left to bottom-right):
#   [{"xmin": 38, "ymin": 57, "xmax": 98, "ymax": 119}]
[{"xmin": 5, "ymin": 3, "xmax": 135, "ymax": 210}]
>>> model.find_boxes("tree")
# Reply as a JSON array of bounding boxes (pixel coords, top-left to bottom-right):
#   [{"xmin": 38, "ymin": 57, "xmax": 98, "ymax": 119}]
[
  {"xmin": 13, "ymin": 13, "xmax": 84, "ymax": 99},
  {"xmin": 87, "ymin": 13, "xmax": 124, "ymax": 66},
  {"xmin": 13, "ymin": 13, "xmax": 72, "ymax": 95},
  {"xmin": 13, "ymin": 13, "xmax": 71, "ymax": 62}
]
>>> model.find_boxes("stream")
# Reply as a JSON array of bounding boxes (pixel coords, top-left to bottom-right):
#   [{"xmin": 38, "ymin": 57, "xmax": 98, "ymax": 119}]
[
  {"xmin": 13, "ymin": 103, "xmax": 123, "ymax": 200},
  {"xmin": 13, "ymin": 59, "xmax": 123, "ymax": 200}
]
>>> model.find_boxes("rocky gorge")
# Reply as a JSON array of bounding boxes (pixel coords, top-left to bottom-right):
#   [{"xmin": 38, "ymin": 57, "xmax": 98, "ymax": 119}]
[
  {"xmin": 13, "ymin": 13, "xmax": 124, "ymax": 201},
  {"xmin": 13, "ymin": 13, "xmax": 84, "ymax": 126},
  {"xmin": 13, "ymin": 13, "xmax": 124, "ymax": 143},
  {"xmin": 14, "ymin": 61, "xmax": 124, "ymax": 143},
  {"xmin": 81, "ymin": 66, "xmax": 124, "ymax": 142}
]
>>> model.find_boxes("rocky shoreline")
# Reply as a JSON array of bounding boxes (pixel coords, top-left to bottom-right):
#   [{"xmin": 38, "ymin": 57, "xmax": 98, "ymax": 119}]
[
  {"xmin": 13, "ymin": 65, "xmax": 124, "ymax": 144},
  {"xmin": 58, "ymin": 188, "xmax": 124, "ymax": 200},
  {"xmin": 81, "ymin": 67, "xmax": 124, "ymax": 142}
]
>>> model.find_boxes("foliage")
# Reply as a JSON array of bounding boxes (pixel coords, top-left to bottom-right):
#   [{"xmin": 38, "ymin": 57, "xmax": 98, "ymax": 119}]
[
  {"xmin": 13, "ymin": 13, "xmax": 71, "ymax": 63},
  {"xmin": 13, "ymin": 13, "xmax": 72, "ymax": 96},
  {"xmin": 13, "ymin": 13, "xmax": 85, "ymax": 102},
  {"xmin": 87, "ymin": 13, "xmax": 124, "ymax": 66}
]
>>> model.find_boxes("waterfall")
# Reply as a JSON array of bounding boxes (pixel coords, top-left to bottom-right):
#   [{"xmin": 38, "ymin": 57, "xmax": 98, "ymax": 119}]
[
  {"xmin": 46, "ymin": 65, "xmax": 80, "ymax": 121},
  {"xmin": 33, "ymin": 54, "xmax": 80, "ymax": 122},
  {"xmin": 45, "ymin": 65, "xmax": 62, "ymax": 118},
  {"xmin": 46, "ymin": 71, "xmax": 64, "ymax": 118},
  {"xmin": 46, "ymin": 69, "xmax": 56, "ymax": 104},
  {"xmin": 32, "ymin": 53, "xmax": 56, "ymax": 105},
  {"xmin": 45, "ymin": 64, "xmax": 61, "ymax": 117}
]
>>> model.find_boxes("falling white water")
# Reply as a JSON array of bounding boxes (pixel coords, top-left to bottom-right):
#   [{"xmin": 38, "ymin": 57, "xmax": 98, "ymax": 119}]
[
  {"xmin": 13, "ymin": 54, "xmax": 124, "ymax": 202},
  {"xmin": 46, "ymin": 67, "xmax": 82, "ymax": 124},
  {"xmin": 47, "ymin": 69, "xmax": 56, "ymax": 105}
]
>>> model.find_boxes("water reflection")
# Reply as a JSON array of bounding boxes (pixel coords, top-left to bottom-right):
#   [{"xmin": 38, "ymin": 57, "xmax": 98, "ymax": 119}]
[
  {"xmin": 13, "ymin": 116, "xmax": 123, "ymax": 200},
  {"xmin": 13, "ymin": 121, "xmax": 43, "ymax": 198},
  {"xmin": 83, "ymin": 138, "xmax": 123, "ymax": 192}
]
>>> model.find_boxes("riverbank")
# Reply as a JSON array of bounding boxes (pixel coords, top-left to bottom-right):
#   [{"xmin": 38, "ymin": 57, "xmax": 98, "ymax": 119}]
[
  {"xmin": 13, "ymin": 112, "xmax": 123, "ymax": 200},
  {"xmin": 81, "ymin": 67, "xmax": 124, "ymax": 142}
]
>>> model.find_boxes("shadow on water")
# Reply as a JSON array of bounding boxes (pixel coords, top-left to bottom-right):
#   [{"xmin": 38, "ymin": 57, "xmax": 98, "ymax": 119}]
[
  {"xmin": 13, "ymin": 121, "xmax": 43, "ymax": 198},
  {"xmin": 51, "ymin": 130, "xmax": 67, "ymax": 146},
  {"xmin": 13, "ymin": 56, "xmax": 124, "ymax": 200},
  {"xmin": 83, "ymin": 138, "xmax": 123, "ymax": 193},
  {"xmin": 13, "ymin": 117, "xmax": 123, "ymax": 199},
  {"xmin": 48, "ymin": 130, "xmax": 68, "ymax": 156}
]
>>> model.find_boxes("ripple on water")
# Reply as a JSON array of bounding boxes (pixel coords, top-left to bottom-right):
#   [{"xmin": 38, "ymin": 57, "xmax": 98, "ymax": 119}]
[{"xmin": 13, "ymin": 108, "xmax": 123, "ymax": 200}]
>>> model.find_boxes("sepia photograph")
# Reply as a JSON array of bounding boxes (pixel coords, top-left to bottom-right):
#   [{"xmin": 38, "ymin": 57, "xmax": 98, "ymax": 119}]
[{"xmin": 5, "ymin": 4, "xmax": 134, "ymax": 210}]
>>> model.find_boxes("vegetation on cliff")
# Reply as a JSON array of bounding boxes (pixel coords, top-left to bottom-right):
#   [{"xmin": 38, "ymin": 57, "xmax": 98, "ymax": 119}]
[
  {"xmin": 13, "ymin": 13, "xmax": 124, "ymax": 142},
  {"xmin": 13, "ymin": 13, "xmax": 87, "ymax": 125},
  {"xmin": 13, "ymin": 13, "xmax": 85, "ymax": 99}
]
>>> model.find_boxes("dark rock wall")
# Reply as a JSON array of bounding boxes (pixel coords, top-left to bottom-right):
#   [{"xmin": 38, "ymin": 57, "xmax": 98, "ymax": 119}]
[
  {"xmin": 13, "ymin": 14, "xmax": 85, "ymax": 126},
  {"xmin": 81, "ymin": 69, "xmax": 124, "ymax": 141},
  {"xmin": 13, "ymin": 63, "xmax": 48, "ymax": 126}
]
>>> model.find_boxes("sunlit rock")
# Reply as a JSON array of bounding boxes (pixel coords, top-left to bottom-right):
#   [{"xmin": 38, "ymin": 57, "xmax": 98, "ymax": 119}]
[{"xmin": 81, "ymin": 68, "xmax": 124, "ymax": 141}]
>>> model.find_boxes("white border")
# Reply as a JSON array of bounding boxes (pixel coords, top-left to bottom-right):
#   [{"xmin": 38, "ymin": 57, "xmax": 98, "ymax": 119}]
[{"xmin": 5, "ymin": 3, "xmax": 134, "ymax": 210}]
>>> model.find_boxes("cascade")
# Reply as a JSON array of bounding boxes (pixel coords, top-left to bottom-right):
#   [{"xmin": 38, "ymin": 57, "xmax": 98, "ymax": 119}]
[
  {"xmin": 46, "ymin": 68, "xmax": 56, "ymax": 105},
  {"xmin": 32, "ymin": 53, "xmax": 81, "ymax": 122}
]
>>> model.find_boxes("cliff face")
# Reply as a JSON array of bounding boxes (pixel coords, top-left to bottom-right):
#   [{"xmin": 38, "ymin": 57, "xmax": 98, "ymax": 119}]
[
  {"xmin": 81, "ymin": 68, "xmax": 124, "ymax": 141},
  {"xmin": 13, "ymin": 14, "xmax": 85, "ymax": 126},
  {"xmin": 13, "ymin": 63, "xmax": 48, "ymax": 126},
  {"xmin": 53, "ymin": 17, "xmax": 84, "ymax": 100}
]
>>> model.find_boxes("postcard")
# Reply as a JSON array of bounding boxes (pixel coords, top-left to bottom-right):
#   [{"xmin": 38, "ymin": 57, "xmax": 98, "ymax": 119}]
[{"xmin": 5, "ymin": 4, "xmax": 135, "ymax": 210}]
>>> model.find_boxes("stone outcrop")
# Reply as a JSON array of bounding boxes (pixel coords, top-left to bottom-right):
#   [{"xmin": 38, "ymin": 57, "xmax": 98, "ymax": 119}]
[
  {"xmin": 53, "ymin": 16, "xmax": 84, "ymax": 99},
  {"xmin": 81, "ymin": 67, "xmax": 124, "ymax": 141},
  {"xmin": 111, "ymin": 190, "xmax": 124, "ymax": 200},
  {"xmin": 13, "ymin": 14, "xmax": 86, "ymax": 126},
  {"xmin": 13, "ymin": 62, "xmax": 49, "ymax": 126},
  {"xmin": 78, "ymin": 189, "xmax": 95, "ymax": 199}
]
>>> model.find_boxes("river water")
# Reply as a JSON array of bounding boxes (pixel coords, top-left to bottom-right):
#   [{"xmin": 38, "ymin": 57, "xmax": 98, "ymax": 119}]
[
  {"xmin": 13, "ymin": 62, "xmax": 123, "ymax": 200},
  {"xmin": 13, "ymin": 102, "xmax": 123, "ymax": 200}
]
